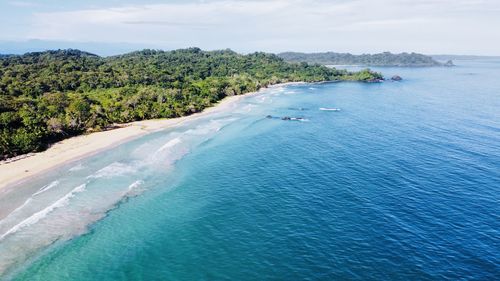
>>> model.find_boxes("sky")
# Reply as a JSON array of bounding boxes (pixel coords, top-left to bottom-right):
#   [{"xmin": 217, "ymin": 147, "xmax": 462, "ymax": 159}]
[{"xmin": 0, "ymin": 0, "xmax": 499, "ymax": 55}]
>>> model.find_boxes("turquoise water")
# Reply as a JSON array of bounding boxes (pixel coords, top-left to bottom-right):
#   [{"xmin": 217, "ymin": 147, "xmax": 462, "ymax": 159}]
[{"xmin": 1, "ymin": 60, "xmax": 499, "ymax": 280}]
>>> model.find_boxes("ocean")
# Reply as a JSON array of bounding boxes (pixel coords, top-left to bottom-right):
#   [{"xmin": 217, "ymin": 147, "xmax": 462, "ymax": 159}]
[{"xmin": 0, "ymin": 59, "xmax": 499, "ymax": 280}]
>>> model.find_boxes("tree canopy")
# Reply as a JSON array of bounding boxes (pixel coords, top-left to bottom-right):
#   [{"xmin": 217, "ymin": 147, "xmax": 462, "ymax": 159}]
[{"xmin": 278, "ymin": 51, "xmax": 447, "ymax": 67}]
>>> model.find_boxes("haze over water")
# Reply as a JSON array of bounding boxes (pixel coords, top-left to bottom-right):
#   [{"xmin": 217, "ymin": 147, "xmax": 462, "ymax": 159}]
[{"xmin": 1, "ymin": 59, "xmax": 499, "ymax": 280}]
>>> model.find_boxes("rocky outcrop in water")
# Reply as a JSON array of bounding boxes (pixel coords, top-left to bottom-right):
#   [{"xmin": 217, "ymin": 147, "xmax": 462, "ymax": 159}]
[{"xmin": 444, "ymin": 60, "xmax": 455, "ymax": 67}]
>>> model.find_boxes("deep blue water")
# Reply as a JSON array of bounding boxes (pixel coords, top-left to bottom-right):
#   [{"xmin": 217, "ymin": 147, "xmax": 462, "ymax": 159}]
[{"xmin": 1, "ymin": 60, "xmax": 499, "ymax": 280}]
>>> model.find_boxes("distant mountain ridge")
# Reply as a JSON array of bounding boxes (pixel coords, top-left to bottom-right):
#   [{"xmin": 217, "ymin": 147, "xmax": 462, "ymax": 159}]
[{"xmin": 278, "ymin": 51, "xmax": 453, "ymax": 67}]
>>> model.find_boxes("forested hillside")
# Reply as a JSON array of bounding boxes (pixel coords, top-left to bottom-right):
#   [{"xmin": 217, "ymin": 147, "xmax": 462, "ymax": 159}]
[
  {"xmin": 0, "ymin": 48, "xmax": 382, "ymax": 159},
  {"xmin": 278, "ymin": 51, "xmax": 450, "ymax": 66}
]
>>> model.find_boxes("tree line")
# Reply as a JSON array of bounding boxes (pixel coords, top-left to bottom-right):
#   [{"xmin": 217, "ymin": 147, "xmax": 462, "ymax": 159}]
[{"xmin": 278, "ymin": 51, "xmax": 449, "ymax": 67}]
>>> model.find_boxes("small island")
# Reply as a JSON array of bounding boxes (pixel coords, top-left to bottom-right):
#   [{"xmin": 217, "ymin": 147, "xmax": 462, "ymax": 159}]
[{"xmin": 278, "ymin": 51, "xmax": 453, "ymax": 67}]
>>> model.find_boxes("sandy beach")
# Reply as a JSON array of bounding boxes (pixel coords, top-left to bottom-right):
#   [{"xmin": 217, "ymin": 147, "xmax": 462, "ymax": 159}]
[{"xmin": 0, "ymin": 93, "xmax": 248, "ymax": 191}]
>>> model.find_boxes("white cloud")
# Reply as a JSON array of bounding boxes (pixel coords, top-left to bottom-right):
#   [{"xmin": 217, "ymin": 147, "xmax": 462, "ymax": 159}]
[
  {"xmin": 19, "ymin": 0, "xmax": 500, "ymax": 54},
  {"xmin": 8, "ymin": 1, "xmax": 38, "ymax": 7}
]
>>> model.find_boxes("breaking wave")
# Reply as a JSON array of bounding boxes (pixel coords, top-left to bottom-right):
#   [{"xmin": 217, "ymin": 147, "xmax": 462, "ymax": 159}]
[
  {"xmin": 157, "ymin": 138, "xmax": 182, "ymax": 153},
  {"xmin": 8, "ymin": 198, "xmax": 33, "ymax": 216},
  {"xmin": 68, "ymin": 164, "xmax": 85, "ymax": 172},
  {"xmin": 33, "ymin": 180, "xmax": 60, "ymax": 196},
  {"xmin": 0, "ymin": 183, "xmax": 87, "ymax": 241},
  {"xmin": 89, "ymin": 162, "xmax": 137, "ymax": 179}
]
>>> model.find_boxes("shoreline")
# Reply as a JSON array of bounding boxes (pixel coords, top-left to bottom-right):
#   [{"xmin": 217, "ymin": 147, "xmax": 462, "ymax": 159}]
[{"xmin": 0, "ymin": 82, "xmax": 301, "ymax": 191}]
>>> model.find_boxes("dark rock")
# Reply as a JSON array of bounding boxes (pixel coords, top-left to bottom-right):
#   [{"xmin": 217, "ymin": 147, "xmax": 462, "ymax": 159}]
[
  {"xmin": 444, "ymin": 60, "xmax": 455, "ymax": 67},
  {"xmin": 391, "ymin": 75, "xmax": 403, "ymax": 81}
]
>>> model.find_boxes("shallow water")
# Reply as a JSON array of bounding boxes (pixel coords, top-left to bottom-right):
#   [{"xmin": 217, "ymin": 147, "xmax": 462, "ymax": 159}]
[{"xmin": 1, "ymin": 59, "xmax": 499, "ymax": 280}]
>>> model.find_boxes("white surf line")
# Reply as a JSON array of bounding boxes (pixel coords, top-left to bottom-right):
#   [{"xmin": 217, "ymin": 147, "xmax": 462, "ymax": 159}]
[
  {"xmin": 0, "ymin": 180, "xmax": 61, "ymax": 225},
  {"xmin": 0, "ymin": 183, "xmax": 87, "ymax": 241},
  {"xmin": 157, "ymin": 138, "xmax": 182, "ymax": 153},
  {"xmin": 8, "ymin": 198, "xmax": 33, "ymax": 215},
  {"xmin": 33, "ymin": 180, "xmax": 60, "ymax": 196}
]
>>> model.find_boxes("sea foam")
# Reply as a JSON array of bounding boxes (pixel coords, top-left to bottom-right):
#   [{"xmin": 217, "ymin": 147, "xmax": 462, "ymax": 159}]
[
  {"xmin": 33, "ymin": 180, "xmax": 60, "ymax": 196},
  {"xmin": 0, "ymin": 183, "xmax": 87, "ymax": 241},
  {"xmin": 157, "ymin": 138, "xmax": 182, "ymax": 153},
  {"xmin": 89, "ymin": 162, "xmax": 137, "ymax": 179}
]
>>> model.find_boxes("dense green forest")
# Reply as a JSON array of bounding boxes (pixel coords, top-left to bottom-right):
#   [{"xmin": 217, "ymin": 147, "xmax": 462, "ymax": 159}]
[
  {"xmin": 278, "ymin": 51, "xmax": 453, "ymax": 67},
  {"xmin": 0, "ymin": 48, "xmax": 382, "ymax": 159}
]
